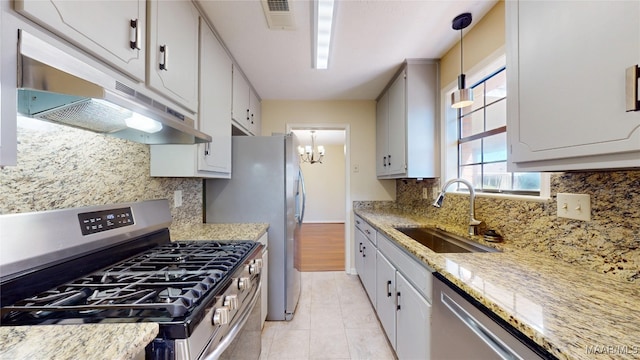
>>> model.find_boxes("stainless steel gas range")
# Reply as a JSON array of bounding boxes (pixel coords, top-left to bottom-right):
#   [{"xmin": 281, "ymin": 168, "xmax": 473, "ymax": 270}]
[{"xmin": 0, "ymin": 200, "xmax": 263, "ymax": 360}]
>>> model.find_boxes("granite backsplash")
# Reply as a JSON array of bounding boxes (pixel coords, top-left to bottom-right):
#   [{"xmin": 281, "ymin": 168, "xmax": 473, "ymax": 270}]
[
  {"xmin": 0, "ymin": 117, "xmax": 203, "ymax": 231},
  {"xmin": 357, "ymin": 172, "xmax": 640, "ymax": 282}
]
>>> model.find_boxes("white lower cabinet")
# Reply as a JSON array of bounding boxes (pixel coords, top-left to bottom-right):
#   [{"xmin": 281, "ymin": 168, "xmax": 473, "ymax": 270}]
[
  {"xmin": 354, "ymin": 215, "xmax": 377, "ymax": 307},
  {"xmin": 376, "ymin": 252, "xmax": 397, "ymax": 349},
  {"xmin": 396, "ymin": 272, "xmax": 430, "ymax": 359},
  {"xmin": 375, "ymin": 232, "xmax": 431, "ymax": 359}
]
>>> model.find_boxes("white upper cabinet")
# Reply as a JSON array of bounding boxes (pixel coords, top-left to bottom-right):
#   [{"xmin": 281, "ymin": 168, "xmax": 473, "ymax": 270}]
[
  {"xmin": 507, "ymin": 0, "xmax": 640, "ymax": 171},
  {"xmin": 147, "ymin": 0, "xmax": 199, "ymax": 113},
  {"xmin": 14, "ymin": 0, "xmax": 146, "ymax": 81},
  {"xmin": 249, "ymin": 89, "xmax": 261, "ymax": 135},
  {"xmin": 150, "ymin": 20, "xmax": 232, "ymax": 178},
  {"xmin": 376, "ymin": 60, "xmax": 439, "ymax": 179},
  {"xmin": 198, "ymin": 20, "xmax": 232, "ymax": 176}
]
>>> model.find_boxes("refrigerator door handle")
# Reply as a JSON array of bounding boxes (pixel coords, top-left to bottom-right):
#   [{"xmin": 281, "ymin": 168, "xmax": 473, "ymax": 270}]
[{"xmin": 297, "ymin": 169, "xmax": 306, "ymax": 224}]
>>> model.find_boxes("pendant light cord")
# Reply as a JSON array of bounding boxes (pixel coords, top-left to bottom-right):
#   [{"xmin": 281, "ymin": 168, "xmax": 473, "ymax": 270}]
[{"xmin": 460, "ymin": 28, "xmax": 463, "ymax": 75}]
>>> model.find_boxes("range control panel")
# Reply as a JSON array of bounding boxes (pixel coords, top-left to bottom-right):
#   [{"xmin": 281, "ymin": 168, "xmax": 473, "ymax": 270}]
[{"xmin": 78, "ymin": 207, "xmax": 134, "ymax": 235}]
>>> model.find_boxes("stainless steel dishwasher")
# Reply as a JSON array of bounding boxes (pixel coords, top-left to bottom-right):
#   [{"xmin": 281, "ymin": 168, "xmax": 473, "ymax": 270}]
[{"xmin": 432, "ymin": 274, "xmax": 555, "ymax": 360}]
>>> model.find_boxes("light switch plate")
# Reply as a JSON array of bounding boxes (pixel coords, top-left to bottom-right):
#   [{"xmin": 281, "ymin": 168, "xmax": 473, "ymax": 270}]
[{"xmin": 557, "ymin": 193, "xmax": 591, "ymax": 221}]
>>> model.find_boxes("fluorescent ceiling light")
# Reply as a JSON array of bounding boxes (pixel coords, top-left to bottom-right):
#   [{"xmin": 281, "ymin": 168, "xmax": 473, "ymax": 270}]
[
  {"xmin": 314, "ymin": 0, "xmax": 335, "ymax": 69},
  {"xmin": 125, "ymin": 113, "xmax": 163, "ymax": 134}
]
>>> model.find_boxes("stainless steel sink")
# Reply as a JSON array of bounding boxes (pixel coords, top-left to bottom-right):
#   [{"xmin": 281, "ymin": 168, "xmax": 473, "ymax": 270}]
[{"xmin": 394, "ymin": 227, "xmax": 499, "ymax": 253}]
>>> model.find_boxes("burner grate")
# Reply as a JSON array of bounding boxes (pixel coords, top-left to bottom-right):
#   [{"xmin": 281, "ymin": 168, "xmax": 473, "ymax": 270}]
[{"xmin": 1, "ymin": 241, "xmax": 257, "ymax": 321}]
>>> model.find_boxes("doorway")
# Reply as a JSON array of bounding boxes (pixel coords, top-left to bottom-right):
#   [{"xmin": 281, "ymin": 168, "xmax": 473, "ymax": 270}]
[{"xmin": 290, "ymin": 126, "xmax": 348, "ymax": 272}]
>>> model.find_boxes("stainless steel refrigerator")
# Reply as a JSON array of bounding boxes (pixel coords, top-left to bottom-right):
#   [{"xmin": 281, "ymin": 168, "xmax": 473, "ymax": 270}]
[{"xmin": 204, "ymin": 134, "xmax": 304, "ymax": 321}]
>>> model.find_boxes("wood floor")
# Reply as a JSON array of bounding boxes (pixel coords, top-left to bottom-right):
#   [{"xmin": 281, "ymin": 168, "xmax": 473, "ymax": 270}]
[{"xmin": 297, "ymin": 223, "xmax": 345, "ymax": 272}]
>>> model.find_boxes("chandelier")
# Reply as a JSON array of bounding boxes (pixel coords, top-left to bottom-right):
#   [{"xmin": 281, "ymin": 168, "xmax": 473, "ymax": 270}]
[{"xmin": 298, "ymin": 131, "xmax": 325, "ymax": 164}]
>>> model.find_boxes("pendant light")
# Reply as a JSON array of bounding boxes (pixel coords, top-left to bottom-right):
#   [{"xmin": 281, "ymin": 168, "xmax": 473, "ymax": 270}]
[{"xmin": 451, "ymin": 13, "xmax": 474, "ymax": 109}]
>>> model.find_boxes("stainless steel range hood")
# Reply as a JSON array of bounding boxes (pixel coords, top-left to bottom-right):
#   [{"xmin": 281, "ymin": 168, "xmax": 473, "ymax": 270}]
[{"xmin": 17, "ymin": 30, "xmax": 211, "ymax": 144}]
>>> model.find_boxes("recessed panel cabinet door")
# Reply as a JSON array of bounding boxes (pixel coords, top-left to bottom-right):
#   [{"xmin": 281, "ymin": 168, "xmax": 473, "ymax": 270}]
[
  {"xmin": 387, "ymin": 72, "xmax": 407, "ymax": 176},
  {"xmin": 375, "ymin": 252, "xmax": 397, "ymax": 350},
  {"xmin": 396, "ymin": 272, "xmax": 430, "ymax": 360},
  {"xmin": 15, "ymin": 0, "xmax": 146, "ymax": 81},
  {"xmin": 198, "ymin": 22, "xmax": 232, "ymax": 175},
  {"xmin": 507, "ymin": 0, "xmax": 640, "ymax": 170},
  {"xmin": 147, "ymin": 0, "xmax": 199, "ymax": 112}
]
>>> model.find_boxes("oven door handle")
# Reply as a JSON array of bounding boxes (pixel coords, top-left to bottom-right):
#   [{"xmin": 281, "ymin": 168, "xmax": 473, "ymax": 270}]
[{"xmin": 201, "ymin": 277, "xmax": 262, "ymax": 360}]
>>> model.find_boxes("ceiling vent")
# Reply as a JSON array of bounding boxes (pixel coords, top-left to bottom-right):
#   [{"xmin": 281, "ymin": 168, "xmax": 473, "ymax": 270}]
[{"xmin": 261, "ymin": 0, "xmax": 296, "ymax": 30}]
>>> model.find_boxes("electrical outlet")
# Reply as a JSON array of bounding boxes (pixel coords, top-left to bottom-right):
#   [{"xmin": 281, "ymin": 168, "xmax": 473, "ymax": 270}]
[
  {"xmin": 557, "ymin": 193, "xmax": 591, "ymax": 221},
  {"xmin": 174, "ymin": 190, "xmax": 183, "ymax": 208},
  {"xmin": 353, "ymin": 164, "xmax": 360, "ymax": 173}
]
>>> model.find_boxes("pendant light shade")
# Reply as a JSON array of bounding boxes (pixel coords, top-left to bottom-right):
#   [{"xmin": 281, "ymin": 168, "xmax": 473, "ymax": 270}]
[{"xmin": 451, "ymin": 13, "xmax": 474, "ymax": 109}]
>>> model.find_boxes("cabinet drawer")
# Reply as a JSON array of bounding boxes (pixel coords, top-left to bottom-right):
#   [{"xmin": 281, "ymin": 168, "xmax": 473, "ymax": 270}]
[
  {"xmin": 378, "ymin": 233, "xmax": 432, "ymax": 301},
  {"xmin": 354, "ymin": 215, "xmax": 376, "ymax": 245}
]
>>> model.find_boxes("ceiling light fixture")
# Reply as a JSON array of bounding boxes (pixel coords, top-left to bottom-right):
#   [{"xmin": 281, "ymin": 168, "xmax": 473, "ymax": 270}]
[
  {"xmin": 451, "ymin": 12, "xmax": 474, "ymax": 109},
  {"xmin": 314, "ymin": 0, "xmax": 335, "ymax": 69},
  {"xmin": 298, "ymin": 131, "xmax": 325, "ymax": 164}
]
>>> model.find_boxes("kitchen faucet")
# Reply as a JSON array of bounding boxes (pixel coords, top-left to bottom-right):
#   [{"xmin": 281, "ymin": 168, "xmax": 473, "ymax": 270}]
[{"xmin": 433, "ymin": 178, "xmax": 483, "ymax": 236}]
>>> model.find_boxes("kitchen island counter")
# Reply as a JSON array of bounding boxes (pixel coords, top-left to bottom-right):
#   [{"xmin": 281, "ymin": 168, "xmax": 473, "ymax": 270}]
[
  {"xmin": 0, "ymin": 323, "xmax": 158, "ymax": 360},
  {"xmin": 355, "ymin": 207, "xmax": 640, "ymax": 360}
]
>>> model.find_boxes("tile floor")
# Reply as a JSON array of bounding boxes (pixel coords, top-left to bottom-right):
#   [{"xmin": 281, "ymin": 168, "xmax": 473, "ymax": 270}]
[{"xmin": 260, "ymin": 271, "xmax": 396, "ymax": 360}]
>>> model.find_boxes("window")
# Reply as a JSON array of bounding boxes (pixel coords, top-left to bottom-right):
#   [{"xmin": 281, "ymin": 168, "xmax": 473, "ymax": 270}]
[{"xmin": 456, "ymin": 67, "xmax": 541, "ymax": 196}]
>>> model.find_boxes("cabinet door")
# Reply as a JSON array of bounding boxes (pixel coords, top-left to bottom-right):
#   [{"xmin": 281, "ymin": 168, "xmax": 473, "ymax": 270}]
[
  {"xmin": 147, "ymin": 0, "xmax": 199, "ymax": 112},
  {"xmin": 198, "ymin": 22, "xmax": 232, "ymax": 175},
  {"xmin": 375, "ymin": 252, "xmax": 396, "ymax": 350},
  {"xmin": 249, "ymin": 89, "xmax": 261, "ymax": 135},
  {"xmin": 508, "ymin": 1, "xmax": 640, "ymax": 170},
  {"xmin": 232, "ymin": 67, "xmax": 250, "ymax": 130},
  {"xmin": 387, "ymin": 72, "xmax": 407, "ymax": 176},
  {"xmin": 15, "ymin": 0, "xmax": 146, "ymax": 81},
  {"xmin": 376, "ymin": 92, "xmax": 389, "ymax": 176},
  {"xmin": 354, "ymin": 227, "xmax": 366, "ymax": 281},
  {"xmin": 396, "ymin": 272, "xmax": 430, "ymax": 360},
  {"xmin": 362, "ymin": 237, "xmax": 377, "ymax": 305}
]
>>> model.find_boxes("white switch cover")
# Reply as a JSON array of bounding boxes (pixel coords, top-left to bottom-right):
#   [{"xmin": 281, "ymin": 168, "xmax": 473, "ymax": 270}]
[
  {"xmin": 557, "ymin": 193, "xmax": 591, "ymax": 221},
  {"xmin": 174, "ymin": 190, "xmax": 183, "ymax": 207}
]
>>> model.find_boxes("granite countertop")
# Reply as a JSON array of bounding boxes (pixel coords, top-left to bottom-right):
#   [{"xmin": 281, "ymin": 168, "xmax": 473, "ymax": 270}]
[
  {"xmin": 0, "ymin": 223, "xmax": 268, "ymax": 360},
  {"xmin": 0, "ymin": 323, "xmax": 158, "ymax": 360},
  {"xmin": 354, "ymin": 208, "xmax": 640, "ymax": 360},
  {"xmin": 170, "ymin": 223, "xmax": 269, "ymax": 241}
]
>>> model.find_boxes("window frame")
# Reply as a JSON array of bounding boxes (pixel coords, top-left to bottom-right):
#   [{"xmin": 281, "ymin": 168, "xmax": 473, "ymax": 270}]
[{"xmin": 439, "ymin": 52, "xmax": 550, "ymax": 201}]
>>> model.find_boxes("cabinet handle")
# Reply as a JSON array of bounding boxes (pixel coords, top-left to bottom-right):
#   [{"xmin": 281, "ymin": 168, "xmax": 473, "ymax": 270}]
[
  {"xmin": 388, "ymin": 154, "xmax": 391, "ymax": 166},
  {"xmin": 358, "ymin": 242, "xmax": 363, "ymax": 253},
  {"xmin": 396, "ymin": 291, "xmax": 401, "ymax": 310},
  {"xmin": 626, "ymin": 65, "xmax": 639, "ymax": 112},
  {"xmin": 159, "ymin": 45, "xmax": 168, "ymax": 71},
  {"xmin": 129, "ymin": 19, "xmax": 141, "ymax": 50},
  {"xmin": 362, "ymin": 246, "xmax": 366, "ymax": 257},
  {"xmin": 365, "ymin": 229, "xmax": 370, "ymax": 235},
  {"xmin": 386, "ymin": 281, "xmax": 392, "ymax": 297},
  {"xmin": 356, "ymin": 220, "xmax": 361, "ymax": 225},
  {"xmin": 204, "ymin": 142, "xmax": 210, "ymax": 156},
  {"xmin": 383, "ymin": 156, "xmax": 387, "ymax": 167},
  {"xmin": 246, "ymin": 109, "xmax": 250, "ymax": 121}
]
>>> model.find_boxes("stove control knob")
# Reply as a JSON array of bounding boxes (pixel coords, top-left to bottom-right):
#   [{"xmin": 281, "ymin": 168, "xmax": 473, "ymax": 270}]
[
  {"xmin": 248, "ymin": 259, "xmax": 262, "ymax": 275},
  {"xmin": 212, "ymin": 306, "xmax": 230, "ymax": 326},
  {"xmin": 238, "ymin": 277, "xmax": 251, "ymax": 291},
  {"xmin": 223, "ymin": 295, "xmax": 238, "ymax": 310}
]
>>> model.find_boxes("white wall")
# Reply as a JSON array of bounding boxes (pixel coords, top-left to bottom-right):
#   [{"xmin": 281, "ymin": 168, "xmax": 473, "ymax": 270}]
[{"xmin": 300, "ymin": 144, "xmax": 346, "ymax": 223}]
